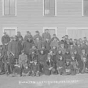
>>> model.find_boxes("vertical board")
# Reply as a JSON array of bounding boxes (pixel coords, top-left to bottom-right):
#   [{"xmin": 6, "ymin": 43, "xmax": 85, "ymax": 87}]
[
  {"xmin": 83, "ymin": 0, "xmax": 88, "ymax": 16},
  {"xmin": 10, "ymin": 0, "xmax": 15, "ymax": 15},
  {"xmin": 4, "ymin": 0, "xmax": 10, "ymax": 15}
]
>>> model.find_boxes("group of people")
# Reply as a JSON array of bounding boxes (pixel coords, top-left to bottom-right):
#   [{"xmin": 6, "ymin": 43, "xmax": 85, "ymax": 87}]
[{"xmin": 0, "ymin": 29, "xmax": 88, "ymax": 77}]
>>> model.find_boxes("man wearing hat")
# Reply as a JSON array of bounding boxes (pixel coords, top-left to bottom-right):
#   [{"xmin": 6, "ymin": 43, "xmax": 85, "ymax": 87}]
[
  {"xmin": 42, "ymin": 29, "xmax": 51, "ymax": 42},
  {"xmin": 38, "ymin": 46, "xmax": 48, "ymax": 74},
  {"xmin": 58, "ymin": 42, "xmax": 66, "ymax": 55},
  {"xmin": 16, "ymin": 31, "xmax": 23, "ymax": 43},
  {"xmin": 1, "ymin": 32, "xmax": 10, "ymax": 45},
  {"xmin": 34, "ymin": 37, "xmax": 42, "ymax": 50},
  {"xmin": 33, "ymin": 31, "xmax": 42, "ymax": 41},
  {"xmin": 63, "ymin": 60, "xmax": 74, "ymax": 75},
  {"xmin": 24, "ymin": 31, "xmax": 33, "ymax": 42},
  {"xmin": 50, "ymin": 36, "xmax": 59, "ymax": 49},
  {"xmin": 56, "ymin": 50, "xmax": 65, "ymax": 75},
  {"xmin": 23, "ymin": 37, "xmax": 34, "ymax": 56}
]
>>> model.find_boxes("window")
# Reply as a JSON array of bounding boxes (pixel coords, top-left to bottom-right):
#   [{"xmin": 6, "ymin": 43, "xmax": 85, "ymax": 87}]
[
  {"xmin": 43, "ymin": 0, "xmax": 57, "ymax": 16},
  {"xmin": 3, "ymin": 27, "xmax": 17, "ymax": 37},
  {"xmin": 66, "ymin": 27, "xmax": 88, "ymax": 39},
  {"xmin": 82, "ymin": 0, "xmax": 88, "ymax": 16},
  {"xmin": 43, "ymin": 27, "xmax": 57, "ymax": 37},
  {"xmin": 2, "ymin": 0, "xmax": 17, "ymax": 16}
]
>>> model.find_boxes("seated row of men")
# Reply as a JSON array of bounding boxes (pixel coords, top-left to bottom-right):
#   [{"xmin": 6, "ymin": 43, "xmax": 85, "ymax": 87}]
[
  {"xmin": 0, "ymin": 29, "xmax": 88, "ymax": 76},
  {"xmin": 0, "ymin": 44, "xmax": 88, "ymax": 76}
]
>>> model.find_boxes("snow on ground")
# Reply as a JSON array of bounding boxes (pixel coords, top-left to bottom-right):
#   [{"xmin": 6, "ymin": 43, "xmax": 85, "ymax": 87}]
[{"xmin": 0, "ymin": 74, "xmax": 88, "ymax": 88}]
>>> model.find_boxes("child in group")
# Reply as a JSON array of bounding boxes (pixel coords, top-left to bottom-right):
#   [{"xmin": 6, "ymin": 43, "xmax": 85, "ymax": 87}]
[
  {"xmin": 44, "ymin": 51, "xmax": 55, "ymax": 75},
  {"xmin": 71, "ymin": 54, "xmax": 79, "ymax": 74},
  {"xmin": 18, "ymin": 50, "xmax": 28, "ymax": 76},
  {"xmin": 38, "ymin": 46, "xmax": 47, "ymax": 74},
  {"xmin": 63, "ymin": 60, "xmax": 74, "ymax": 75},
  {"xmin": 56, "ymin": 50, "xmax": 65, "ymax": 75},
  {"xmin": 30, "ymin": 50, "xmax": 40, "ymax": 76}
]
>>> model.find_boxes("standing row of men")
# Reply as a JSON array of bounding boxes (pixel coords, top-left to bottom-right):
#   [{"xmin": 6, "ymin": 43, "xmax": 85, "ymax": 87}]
[{"xmin": 0, "ymin": 29, "xmax": 88, "ymax": 76}]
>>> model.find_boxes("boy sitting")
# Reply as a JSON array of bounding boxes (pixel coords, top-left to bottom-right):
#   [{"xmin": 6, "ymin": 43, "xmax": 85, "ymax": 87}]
[{"xmin": 18, "ymin": 50, "xmax": 28, "ymax": 76}]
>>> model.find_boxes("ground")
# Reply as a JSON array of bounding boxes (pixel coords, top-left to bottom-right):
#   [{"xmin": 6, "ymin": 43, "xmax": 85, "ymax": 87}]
[{"xmin": 0, "ymin": 74, "xmax": 88, "ymax": 88}]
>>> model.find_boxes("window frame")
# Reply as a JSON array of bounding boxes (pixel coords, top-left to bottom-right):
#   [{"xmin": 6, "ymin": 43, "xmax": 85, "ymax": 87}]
[
  {"xmin": 66, "ymin": 27, "xmax": 88, "ymax": 39},
  {"xmin": 66, "ymin": 27, "xmax": 88, "ymax": 35},
  {"xmin": 43, "ymin": 0, "xmax": 57, "ymax": 16},
  {"xmin": 3, "ymin": 27, "xmax": 17, "ymax": 36},
  {"xmin": 2, "ymin": 0, "xmax": 17, "ymax": 16},
  {"xmin": 82, "ymin": 0, "xmax": 88, "ymax": 16},
  {"xmin": 43, "ymin": 27, "xmax": 57, "ymax": 36},
  {"xmin": 82, "ymin": 0, "xmax": 84, "ymax": 16}
]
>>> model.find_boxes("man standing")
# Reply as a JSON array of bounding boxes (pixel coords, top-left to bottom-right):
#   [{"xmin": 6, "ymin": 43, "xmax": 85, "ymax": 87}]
[
  {"xmin": 1, "ymin": 32, "xmax": 10, "ymax": 45},
  {"xmin": 8, "ymin": 36, "xmax": 20, "ymax": 62},
  {"xmin": 16, "ymin": 31, "xmax": 23, "ymax": 43},
  {"xmin": 42, "ymin": 29, "xmax": 51, "ymax": 42},
  {"xmin": 33, "ymin": 31, "xmax": 42, "ymax": 41},
  {"xmin": 24, "ymin": 31, "xmax": 33, "ymax": 42}
]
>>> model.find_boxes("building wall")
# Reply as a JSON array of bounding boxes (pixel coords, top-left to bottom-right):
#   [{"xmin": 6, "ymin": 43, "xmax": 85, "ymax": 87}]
[{"xmin": 0, "ymin": 0, "xmax": 88, "ymax": 44}]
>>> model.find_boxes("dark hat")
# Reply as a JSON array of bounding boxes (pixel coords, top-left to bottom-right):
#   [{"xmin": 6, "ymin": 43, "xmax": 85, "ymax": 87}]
[
  {"xmin": 35, "ymin": 31, "xmax": 39, "ymax": 33},
  {"xmin": 27, "ymin": 31, "xmax": 31, "ymax": 34}
]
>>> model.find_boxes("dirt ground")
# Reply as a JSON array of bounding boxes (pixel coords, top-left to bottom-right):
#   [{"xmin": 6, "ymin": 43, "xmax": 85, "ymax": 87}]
[{"xmin": 0, "ymin": 74, "xmax": 88, "ymax": 88}]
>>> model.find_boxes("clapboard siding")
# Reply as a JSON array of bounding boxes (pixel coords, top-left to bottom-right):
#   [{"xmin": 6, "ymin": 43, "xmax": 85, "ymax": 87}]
[{"xmin": 0, "ymin": 0, "xmax": 88, "ymax": 44}]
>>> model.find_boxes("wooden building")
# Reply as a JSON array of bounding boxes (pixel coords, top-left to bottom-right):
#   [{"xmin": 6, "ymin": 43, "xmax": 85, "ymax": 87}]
[{"xmin": 0, "ymin": 0, "xmax": 88, "ymax": 44}]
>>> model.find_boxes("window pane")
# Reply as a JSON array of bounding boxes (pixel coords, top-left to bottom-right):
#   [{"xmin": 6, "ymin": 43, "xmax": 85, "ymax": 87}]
[
  {"xmin": 50, "ymin": 0, "xmax": 55, "ymax": 16},
  {"xmin": 10, "ymin": 0, "xmax": 15, "ymax": 15},
  {"xmin": 4, "ymin": 29, "xmax": 10, "ymax": 35},
  {"xmin": 4, "ymin": 29, "xmax": 15, "ymax": 37},
  {"xmin": 44, "ymin": 0, "xmax": 50, "ymax": 15},
  {"xmin": 4, "ymin": 0, "xmax": 10, "ymax": 15},
  {"xmin": 44, "ymin": 0, "xmax": 55, "ymax": 16},
  {"xmin": 83, "ymin": 0, "xmax": 88, "ymax": 16},
  {"xmin": 10, "ymin": 29, "xmax": 15, "ymax": 36}
]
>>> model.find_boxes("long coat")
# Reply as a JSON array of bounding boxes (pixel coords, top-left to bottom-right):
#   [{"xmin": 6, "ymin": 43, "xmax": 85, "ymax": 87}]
[
  {"xmin": 23, "ymin": 41, "xmax": 33, "ymax": 55},
  {"xmin": 8, "ymin": 40, "xmax": 20, "ymax": 58}
]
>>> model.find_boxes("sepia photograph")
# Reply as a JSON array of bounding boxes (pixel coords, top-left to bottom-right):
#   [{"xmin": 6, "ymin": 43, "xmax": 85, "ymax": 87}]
[{"xmin": 0, "ymin": 0, "xmax": 88, "ymax": 88}]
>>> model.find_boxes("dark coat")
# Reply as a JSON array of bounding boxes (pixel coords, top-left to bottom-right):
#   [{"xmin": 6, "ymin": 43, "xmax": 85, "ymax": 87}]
[
  {"xmin": 16, "ymin": 35, "xmax": 23, "ymax": 43},
  {"xmin": 8, "ymin": 40, "xmax": 20, "ymax": 58},
  {"xmin": 64, "ymin": 53, "xmax": 72, "ymax": 61},
  {"xmin": 50, "ymin": 39, "xmax": 59, "ymax": 49},
  {"xmin": 1, "ymin": 35, "xmax": 10, "ymax": 45},
  {"xmin": 38, "ymin": 49, "xmax": 47, "ymax": 64},
  {"xmin": 23, "ymin": 40, "xmax": 33, "ymax": 55},
  {"xmin": 75, "ymin": 53, "xmax": 83, "ymax": 72},
  {"xmin": 42, "ymin": 32, "xmax": 51, "ymax": 41},
  {"xmin": 34, "ymin": 40, "xmax": 42, "ymax": 50},
  {"xmin": 56, "ymin": 54, "xmax": 65, "ymax": 67},
  {"xmin": 33, "ymin": 34, "xmax": 42, "ymax": 40},
  {"xmin": 43, "ymin": 41, "xmax": 51, "ymax": 51},
  {"xmin": 24, "ymin": 34, "xmax": 33, "ymax": 42}
]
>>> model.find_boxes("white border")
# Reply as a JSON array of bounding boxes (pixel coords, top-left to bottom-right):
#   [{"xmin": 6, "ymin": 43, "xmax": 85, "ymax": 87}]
[
  {"xmin": 82, "ymin": 0, "xmax": 84, "ymax": 16},
  {"xmin": 43, "ymin": 27, "xmax": 57, "ymax": 36},
  {"xmin": 3, "ymin": 27, "xmax": 17, "ymax": 36},
  {"xmin": 66, "ymin": 27, "xmax": 88, "ymax": 35},
  {"xmin": 2, "ymin": 0, "xmax": 17, "ymax": 16},
  {"xmin": 43, "ymin": 0, "xmax": 57, "ymax": 16}
]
